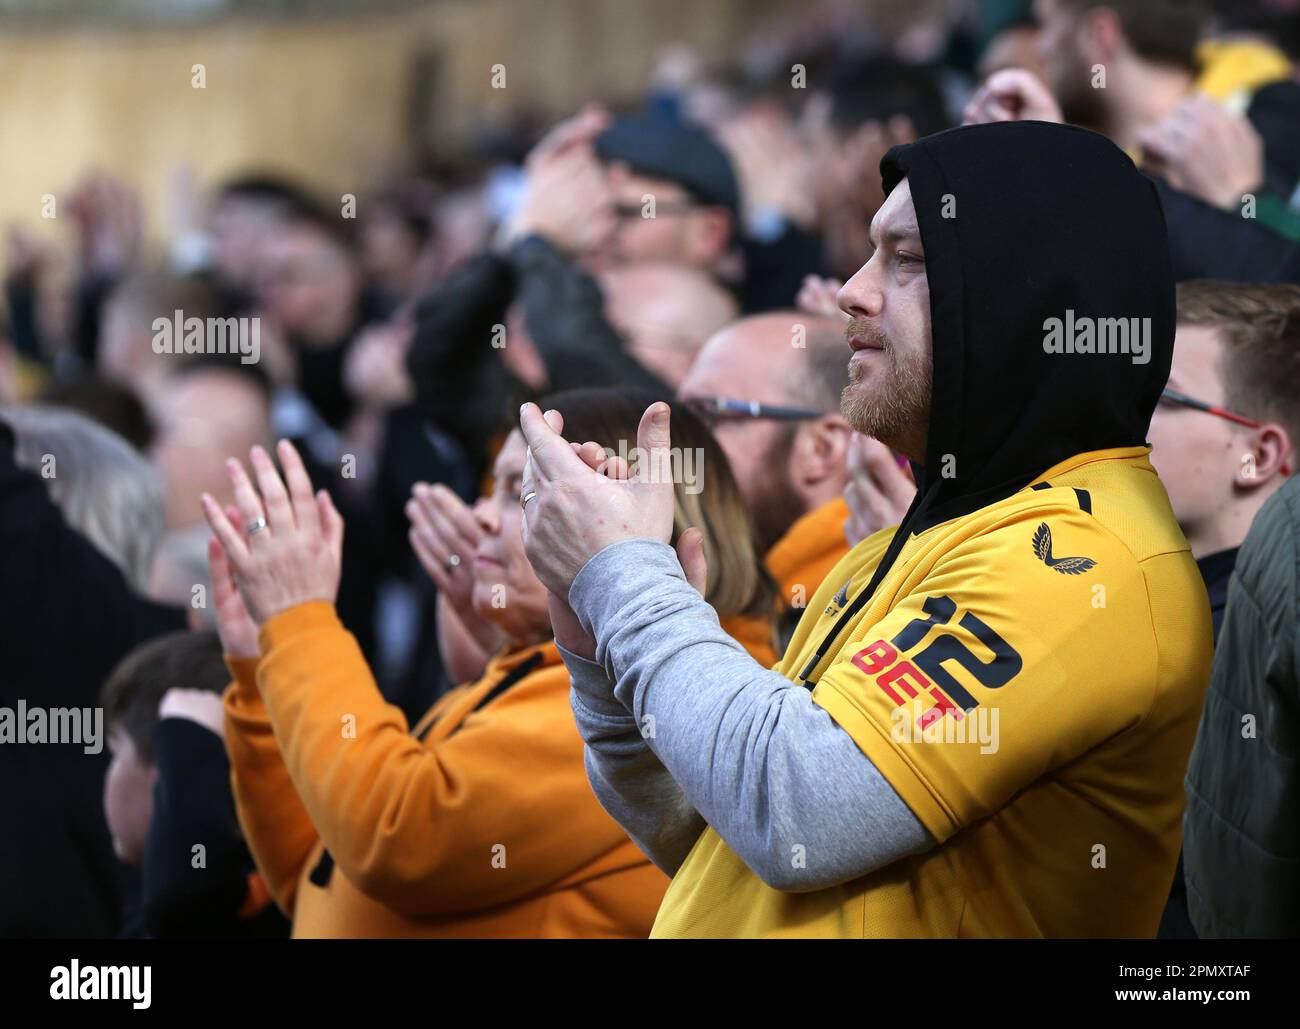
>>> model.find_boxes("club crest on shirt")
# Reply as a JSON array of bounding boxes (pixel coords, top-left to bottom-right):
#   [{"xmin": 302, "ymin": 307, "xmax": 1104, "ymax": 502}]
[
  {"xmin": 1032, "ymin": 522, "xmax": 1098, "ymax": 575},
  {"xmin": 824, "ymin": 576, "xmax": 853, "ymax": 615}
]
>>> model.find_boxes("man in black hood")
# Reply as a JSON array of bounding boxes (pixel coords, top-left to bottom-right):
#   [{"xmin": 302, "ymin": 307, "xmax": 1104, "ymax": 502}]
[{"xmin": 517, "ymin": 121, "xmax": 1213, "ymax": 937}]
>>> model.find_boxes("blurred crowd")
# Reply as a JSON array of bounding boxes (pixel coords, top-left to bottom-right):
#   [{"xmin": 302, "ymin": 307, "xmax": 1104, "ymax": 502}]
[{"xmin": 2, "ymin": 0, "xmax": 1299, "ymax": 940}]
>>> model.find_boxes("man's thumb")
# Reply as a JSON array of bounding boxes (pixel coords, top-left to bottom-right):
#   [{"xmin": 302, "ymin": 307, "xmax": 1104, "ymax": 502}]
[
  {"xmin": 676, "ymin": 527, "xmax": 709, "ymax": 597},
  {"xmin": 635, "ymin": 402, "xmax": 672, "ymax": 480}
]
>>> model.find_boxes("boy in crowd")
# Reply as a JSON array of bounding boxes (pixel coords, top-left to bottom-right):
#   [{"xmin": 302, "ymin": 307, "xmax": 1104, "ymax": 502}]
[{"xmin": 102, "ymin": 629, "xmax": 287, "ymax": 938}]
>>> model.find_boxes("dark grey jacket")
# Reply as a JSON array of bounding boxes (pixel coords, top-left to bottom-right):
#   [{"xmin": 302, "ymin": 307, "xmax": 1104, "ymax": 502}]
[
  {"xmin": 406, "ymin": 234, "xmax": 669, "ymax": 472},
  {"xmin": 1183, "ymin": 476, "xmax": 1300, "ymax": 937}
]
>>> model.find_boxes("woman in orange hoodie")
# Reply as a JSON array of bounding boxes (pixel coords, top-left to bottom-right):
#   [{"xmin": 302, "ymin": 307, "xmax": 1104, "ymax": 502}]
[{"xmin": 203, "ymin": 388, "xmax": 777, "ymax": 938}]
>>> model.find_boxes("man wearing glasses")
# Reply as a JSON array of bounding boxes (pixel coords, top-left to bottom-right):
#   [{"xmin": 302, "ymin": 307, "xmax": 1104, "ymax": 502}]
[
  {"xmin": 593, "ymin": 112, "xmax": 826, "ymax": 313},
  {"xmin": 679, "ymin": 311, "xmax": 916, "ymax": 616},
  {"xmin": 1150, "ymin": 281, "xmax": 1299, "ymax": 637},
  {"xmin": 679, "ymin": 313, "xmax": 854, "ymax": 606},
  {"xmin": 1150, "ymin": 279, "xmax": 1300, "ymax": 938}
]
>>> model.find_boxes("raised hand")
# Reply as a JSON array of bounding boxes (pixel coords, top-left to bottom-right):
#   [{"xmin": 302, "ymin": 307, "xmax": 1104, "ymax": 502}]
[
  {"xmin": 344, "ymin": 317, "xmax": 416, "ymax": 410},
  {"xmin": 543, "ymin": 435, "xmax": 705, "ymax": 661},
  {"xmin": 797, "ymin": 274, "xmax": 849, "ymax": 322},
  {"xmin": 158, "ymin": 688, "xmax": 227, "ymax": 740},
  {"xmin": 500, "ymin": 104, "xmax": 616, "ymax": 256},
  {"xmin": 207, "ymin": 513, "xmax": 260, "ymax": 659},
  {"xmin": 518, "ymin": 401, "xmax": 676, "ymax": 599},
  {"xmin": 717, "ymin": 108, "xmax": 818, "ymax": 230},
  {"xmin": 1137, "ymin": 94, "xmax": 1263, "ymax": 210},
  {"xmin": 963, "ymin": 68, "xmax": 1063, "ymax": 126},
  {"xmin": 505, "ymin": 145, "xmax": 616, "ymax": 257},
  {"xmin": 406, "ymin": 482, "xmax": 481, "ymax": 608},
  {"xmin": 843, "ymin": 434, "xmax": 917, "ymax": 546},
  {"xmin": 199, "ymin": 440, "xmax": 344, "ymax": 626}
]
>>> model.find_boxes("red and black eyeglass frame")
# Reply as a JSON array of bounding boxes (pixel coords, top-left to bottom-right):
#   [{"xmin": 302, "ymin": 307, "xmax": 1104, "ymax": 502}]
[{"xmin": 1160, "ymin": 388, "xmax": 1261, "ymax": 429}]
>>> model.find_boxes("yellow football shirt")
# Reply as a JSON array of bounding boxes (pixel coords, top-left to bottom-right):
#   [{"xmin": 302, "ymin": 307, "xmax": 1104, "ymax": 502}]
[{"xmin": 652, "ymin": 446, "xmax": 1212, "ymax": 938}]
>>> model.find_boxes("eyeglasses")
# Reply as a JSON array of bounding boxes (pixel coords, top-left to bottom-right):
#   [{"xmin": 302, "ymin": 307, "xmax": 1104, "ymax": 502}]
[
  {"xmin": 683, "ymin": 396, "xmax": 829, "ymax": 427},
  {"xmin": 1160, "ymin": 388, "xmax": 1261, "ymax": 428}
]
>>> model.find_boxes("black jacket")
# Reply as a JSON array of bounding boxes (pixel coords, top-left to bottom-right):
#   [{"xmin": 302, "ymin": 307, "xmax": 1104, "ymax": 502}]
[
  {"xmin": 1156, "ymin": 177, "xmax": 1300, "ymax": 283},
  {"xmin": 0, "ymin": 421, "xmax": 186, "ymax": 937},
  {"xmin": 1199, "ymin": 547, "xmax": 1239, "ymax": 640},
  {"xmin": 406, "ymin": 235, "xmax": 669, "ymax": 472},
  {"xmin": 1153, "ymin": 77, "xmax": 1300, "ymax": 284},
  {"xmin": 1182, "ymin": 478, "xmax": 1300, "ymax": 937},
  {"xmin": 128, "ymin": 719, "xmax": 287, "ymax": 938}
]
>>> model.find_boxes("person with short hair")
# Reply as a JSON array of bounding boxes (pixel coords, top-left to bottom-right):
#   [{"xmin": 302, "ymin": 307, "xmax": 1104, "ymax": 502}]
[
  {"xmin": 678, "ymin": 310, "xmax": 912, "ymax": 631},
  {"xmin": 1035, "ymin": 0, "xmax": 1217, "ymax": 147},
  {"xmin": 967, "ymin": 0, "xmax": 1300, "ymax": 280},
  {"xmin": 1149, "ymin": 278, "xmax": 1300, "ymax": 937},
  {"xmin": 518, "ymin": 121, "xmax": 1212, "ymax": 938},
  {"xmin": 98, "ymin": 270, "xmax": 219, "ymax": 410},
  {"xmin": 150, "ymin": 362, "xmax": 273, "ymax": 532},
  {"xmin": 1150, "ymin": 280, "xmax": 1300, "ymax": 629},
  {"xmin": 101, "ymin": 629, "xmax": 288, "ymax": 938},
  {"xmin": 680, "ymin": 312, "xmax": 853, "ymax": 562}
]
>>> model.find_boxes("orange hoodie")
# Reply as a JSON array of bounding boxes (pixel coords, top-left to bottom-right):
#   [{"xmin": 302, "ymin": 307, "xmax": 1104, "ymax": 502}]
[
  {"xmin": 223, "ymin": 602, "xmax": 667, "ymax": 938},
  {"xmin": 764, "ymin": 496, "xmax": 851, "ymax": 608}
]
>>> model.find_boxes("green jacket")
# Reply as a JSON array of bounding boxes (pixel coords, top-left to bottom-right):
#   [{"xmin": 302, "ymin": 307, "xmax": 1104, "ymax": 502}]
[{"xmin": 1183, "ymin": 476, "xmax": 1300, "ymax": 937}]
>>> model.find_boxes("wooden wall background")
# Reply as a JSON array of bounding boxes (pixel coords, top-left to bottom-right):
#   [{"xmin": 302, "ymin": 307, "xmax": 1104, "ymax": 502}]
[{"xmin": 0, "ymin": 0, "xmax": 785, "ymax": 248}]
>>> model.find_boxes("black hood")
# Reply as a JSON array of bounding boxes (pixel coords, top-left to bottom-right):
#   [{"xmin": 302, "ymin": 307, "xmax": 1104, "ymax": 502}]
[
  {"xmin": 883, "ymin": 119, "xmax": 1175, "ymax": 532},
  {"xmin": 799, "ymin": 121, "xmax": 1175, "ymax": 685}
]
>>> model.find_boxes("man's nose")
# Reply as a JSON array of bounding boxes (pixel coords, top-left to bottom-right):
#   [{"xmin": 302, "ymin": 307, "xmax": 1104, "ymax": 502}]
[
  {"xmin": 473, "ymin": 495, "xmax": 498, "ymax": 535},
  {"xmin": 838, "ymin": 262, "xmax": 883, "ymax": 318}
]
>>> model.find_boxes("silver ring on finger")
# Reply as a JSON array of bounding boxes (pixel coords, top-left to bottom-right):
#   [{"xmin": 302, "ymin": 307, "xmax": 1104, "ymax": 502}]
[
  {"xmin": 520, "ymin": 491, "xmax": 538, "ymax": 510},
  {"xmin": 246, "ymin": 517, "xmax": 268, "ymax": 538},
  {"xmin": 444, "ymin": 553, "xmax": 461, "ymax": 570}
]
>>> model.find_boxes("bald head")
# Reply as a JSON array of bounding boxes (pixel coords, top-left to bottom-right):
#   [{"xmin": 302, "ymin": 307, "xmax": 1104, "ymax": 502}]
[
  {"xmin": 683, "ymin": 310, "xmax": 849, "ymax": 412},
  {"xmin": 150, "ymin": 367, "xmax": 272, "ymax": 530},
  {"xmin": 599, "ymin": 262, "xmax": 739, "ymax": 388},
  {"xmin": 679, "ymin": 311, "xmax": 852, "ymax": 551}
]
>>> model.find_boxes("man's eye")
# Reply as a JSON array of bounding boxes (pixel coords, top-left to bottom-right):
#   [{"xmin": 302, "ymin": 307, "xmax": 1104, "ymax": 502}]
[{"xmin": 897, "ymin": 252, "xmax": 923, "ymax": 267}]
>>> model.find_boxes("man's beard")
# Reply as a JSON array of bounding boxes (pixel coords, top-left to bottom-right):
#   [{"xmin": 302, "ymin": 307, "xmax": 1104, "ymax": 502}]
[
  {"xmin": 840, "ymin": 318, "xmax": 932, "ymax": 457},
  {"xmin": 1058, "ymin": 81, "xmax": 1109, "ymax": 135},
  {"xmin": 1052, "ymin": 50, "xmax": 1109, "ymax": 132}
]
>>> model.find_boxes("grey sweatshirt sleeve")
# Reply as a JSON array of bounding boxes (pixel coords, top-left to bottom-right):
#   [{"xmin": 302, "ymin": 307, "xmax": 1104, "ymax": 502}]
[
  {"xmin": 566, "ymin": 538, "xmax": 933, "ymax": 892},
  {"xmin": 560, "ymin": 644, "xmax": 707, "ymax": 877}
]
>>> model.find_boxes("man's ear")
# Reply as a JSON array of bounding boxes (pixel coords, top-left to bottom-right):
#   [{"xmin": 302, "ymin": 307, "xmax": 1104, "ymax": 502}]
[
  {"xmin": 687, "ymin": 207, "xmax": 734, "ymax": 265},
  {"xmin": 1083, "ymin": 6, "xmax": 1126, "ymax": 66},
  {"xmin": 1235, "ymin": 422, "xmax": 1293, "ymax": 489},
  {"xmin": 790, "ymin": 414, "xmax": 853, "ymax": 492}
]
